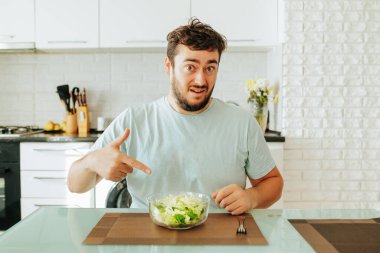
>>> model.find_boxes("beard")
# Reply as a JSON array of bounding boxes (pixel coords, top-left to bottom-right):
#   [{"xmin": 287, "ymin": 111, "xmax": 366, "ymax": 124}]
[{"xmin": 171, "ymin": 76, "xmax": 214, "ymax": 112}]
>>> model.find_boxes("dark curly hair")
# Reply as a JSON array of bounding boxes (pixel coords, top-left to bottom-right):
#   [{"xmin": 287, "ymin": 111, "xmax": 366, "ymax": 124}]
[{"xmin": 166, "ymin": 17, "xmax": 227, "ymax": 67}]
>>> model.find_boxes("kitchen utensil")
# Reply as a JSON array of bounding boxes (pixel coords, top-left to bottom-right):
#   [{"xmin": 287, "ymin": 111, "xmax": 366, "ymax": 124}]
[
  {"xmin": 57, "ymin": 84, "xmax": 69, "ymax": 96},
  {"xmin": 57, "ymin": 84, "xmax": 72, "ymax": 113},
  {"xmin": 71, "ymin": 87, "xmax": 80, "ymax": 113},
  {"xmin": 83, "ymin": 88, "xmax": 87, "ymax": 106},
  {"xmin": 57, "ymin": 88, "xmax": 70, "ymax": 113},
  {"xmin": 236, "ymin": 215, "xmax": 247, "ymax": 234},
  {"xmin": 65, "ymin": 97, "xmax": 71, "ymax": 113},
  {"xmin": 148, "ymin": 192, "xmax": 210, "ymax": 230}
]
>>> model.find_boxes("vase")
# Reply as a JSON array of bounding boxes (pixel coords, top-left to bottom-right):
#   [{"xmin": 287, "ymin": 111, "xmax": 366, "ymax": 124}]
[{"xmin": 250, "ymin": 102, "xmax": 268, "ymax": 132}]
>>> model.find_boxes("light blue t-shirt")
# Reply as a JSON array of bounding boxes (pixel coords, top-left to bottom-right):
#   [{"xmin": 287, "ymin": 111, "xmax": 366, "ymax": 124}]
[{"xmin": 91, "ymin": 97, "xmax": 275, "ymax": 208}]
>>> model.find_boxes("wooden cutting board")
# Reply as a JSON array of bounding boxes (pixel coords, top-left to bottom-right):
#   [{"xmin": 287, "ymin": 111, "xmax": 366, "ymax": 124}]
[{"xmin": 83, "ymin": 213, "xmax": 268, "ymax": 245}]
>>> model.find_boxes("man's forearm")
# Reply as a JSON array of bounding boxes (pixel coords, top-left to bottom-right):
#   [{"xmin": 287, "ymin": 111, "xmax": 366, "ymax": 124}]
[
  {"xmin": 67, "ymin": 153, "xmax": 100, "ymax": 193},
  {"xmin": 247, "ymin": 175, "xmax": 283, "ymax": 209}
]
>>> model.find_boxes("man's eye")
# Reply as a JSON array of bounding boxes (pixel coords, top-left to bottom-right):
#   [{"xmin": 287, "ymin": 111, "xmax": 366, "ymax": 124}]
[
  {"xmin": 206, "ymin": 66, "xmax": 216, "ymax": 73},
  {"xmin": 185, "ymin": 65, "xmax": 194, "ymax": 71}
]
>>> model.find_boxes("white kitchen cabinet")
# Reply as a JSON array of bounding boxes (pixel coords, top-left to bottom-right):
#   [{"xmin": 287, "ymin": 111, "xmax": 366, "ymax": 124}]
[
  {"xmin": 20, "ymin": 142, "xmax": 94, "ymax": 218},
  {"xmin": 0, "ymin": 0, "xmax": 34, "ymax": 43},
  {"xmin": 21, "ymin": 198, "xmax": 73, "ymax": 220},
  {"xmin": 35, "ymin": 0, "xmax": 98, "ymax": 49},
  {"xmin": 100, "ymin": 0, "xmax": 190, "ymax": 47},
  {"xmin": 95, "ymin": 179, "xmax": 114, "ymax": 208},
  {"xmin": 191, "ymin": 0, "xmax": 278, "ymax": 46}
]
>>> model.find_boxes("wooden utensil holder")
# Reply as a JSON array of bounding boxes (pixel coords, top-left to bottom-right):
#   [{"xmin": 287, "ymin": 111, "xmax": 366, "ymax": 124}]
[
  {"xmin": 77, "ymin": 106, "xmax": 90, "ymax": 134},
  {"xmin": 66, "ymin": 113, "xmax": 78, "ymax": 134}
]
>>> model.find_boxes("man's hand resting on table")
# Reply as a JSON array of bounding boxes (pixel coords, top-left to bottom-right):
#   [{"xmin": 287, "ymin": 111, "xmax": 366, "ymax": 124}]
[
  {"xmin": 212, "ymin": 184, "xmax": 257, "ymax": 215},
  {"xmin": 212, "ymin": 167, "xmax": 283, "ymax": 215}
]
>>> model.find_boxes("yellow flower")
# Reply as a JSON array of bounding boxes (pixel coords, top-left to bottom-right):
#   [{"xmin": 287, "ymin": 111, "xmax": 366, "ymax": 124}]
[
  {"xmin": 245, "ymin": 79, "xmax": 279, "ymax": 106},
  {"xmin": 246, "ymin": 80, "xmax": 256, "ymax": 92}
]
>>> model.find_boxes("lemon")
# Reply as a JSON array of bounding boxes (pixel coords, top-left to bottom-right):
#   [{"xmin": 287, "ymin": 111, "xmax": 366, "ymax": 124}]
[
  {"xmin": 53, "ymin": 124, "xmax": 61, "ymax": 131},
  {"xmin": 43, "ymin": 121, "xmax": 55, "ymax": 131}
]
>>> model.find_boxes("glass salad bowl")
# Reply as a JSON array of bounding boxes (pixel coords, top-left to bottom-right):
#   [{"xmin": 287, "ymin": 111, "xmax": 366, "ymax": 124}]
[{"xmin": 148, "ymin": 192, "xmax": 210, "ymax": 230}]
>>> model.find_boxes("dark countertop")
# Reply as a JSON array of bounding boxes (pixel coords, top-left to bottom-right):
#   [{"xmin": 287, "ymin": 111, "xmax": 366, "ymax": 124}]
[
  {"xmin": 0, "ymin": 131, "xmax": 101, "ymax": 143},
  {"xmin": 264, "ymin": 132, "xmax": 285, "ymax": 142},
  {"xmin": 0, "ymin": 131, "xmax": 285, "ymax": 143}
]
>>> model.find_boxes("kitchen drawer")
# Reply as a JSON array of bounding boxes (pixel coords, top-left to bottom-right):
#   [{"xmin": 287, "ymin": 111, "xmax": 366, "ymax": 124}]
[
  {"xmin": 21, "ymin": 198, "xmax": 74, "ymax": 219},
  {"xmin": 21, "ymin": 142, "xmax": 92, "ymax": 171},
  {"xmin": 21, "ymin": 170, "xmax": 69, "ymax": 198}
]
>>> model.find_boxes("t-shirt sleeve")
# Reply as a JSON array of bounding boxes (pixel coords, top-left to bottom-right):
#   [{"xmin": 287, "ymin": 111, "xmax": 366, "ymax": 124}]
[
  {"xmin": 245, "ymin": 115, "xmax": 276, "ymax": 179},
  {"xmin": 90, "ymin": 109, "xmax": 130, "ymax": 152}
]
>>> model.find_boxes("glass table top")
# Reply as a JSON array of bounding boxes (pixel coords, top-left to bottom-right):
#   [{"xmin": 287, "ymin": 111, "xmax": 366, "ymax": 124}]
[{"xmin": 0, "ymin": 208, "xmax": 379, "ymax": 253}]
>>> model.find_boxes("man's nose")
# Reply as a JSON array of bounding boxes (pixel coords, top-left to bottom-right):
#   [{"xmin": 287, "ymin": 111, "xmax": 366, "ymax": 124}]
[{"xmin": 194, "ymin": 70, "xmax": 206, "ymax": 85}]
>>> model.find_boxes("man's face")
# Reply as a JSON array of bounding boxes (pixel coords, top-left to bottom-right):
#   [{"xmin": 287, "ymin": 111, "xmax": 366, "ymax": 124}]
[{"xmin": 165, "ymin": 45, "xmax": 220, "ymax": 112}]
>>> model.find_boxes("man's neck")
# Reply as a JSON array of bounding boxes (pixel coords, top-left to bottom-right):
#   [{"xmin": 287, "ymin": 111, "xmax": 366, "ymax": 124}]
[{"xmin": 167, "ymin": 94, "xmax": 212, "ymax": 115}]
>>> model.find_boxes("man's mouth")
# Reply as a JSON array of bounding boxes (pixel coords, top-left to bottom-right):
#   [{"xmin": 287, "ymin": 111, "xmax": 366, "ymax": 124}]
[{"xmin": 189, "ymin": 86, "xmax": 207, "ymax": 94}]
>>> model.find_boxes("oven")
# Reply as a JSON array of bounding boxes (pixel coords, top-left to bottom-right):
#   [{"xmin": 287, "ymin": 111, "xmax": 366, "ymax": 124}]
[{"xmin": 0, "ymin": 142, "xmax": 21, "ymax": 230}]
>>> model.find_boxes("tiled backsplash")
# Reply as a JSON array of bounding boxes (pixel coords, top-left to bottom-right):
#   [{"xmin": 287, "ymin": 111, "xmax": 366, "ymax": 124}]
[
  {"xmin": 283, "ymin": 0, "xmax": 380, "ymax": 209},
  {"xmin": 0, "ymin": 50, "xmax": 270, "ymax": 127}
]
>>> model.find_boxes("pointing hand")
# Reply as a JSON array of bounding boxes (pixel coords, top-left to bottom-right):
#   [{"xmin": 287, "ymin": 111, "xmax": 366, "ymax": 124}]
[{"xmin": 92, "ymin": 128, "xmax": 151, "ymax": 182}]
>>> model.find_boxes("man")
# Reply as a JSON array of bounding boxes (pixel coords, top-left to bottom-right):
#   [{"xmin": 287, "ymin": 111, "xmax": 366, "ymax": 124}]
[{"xmin": 68, "ymin": 18, "xmax": 283, "ymax": 215}]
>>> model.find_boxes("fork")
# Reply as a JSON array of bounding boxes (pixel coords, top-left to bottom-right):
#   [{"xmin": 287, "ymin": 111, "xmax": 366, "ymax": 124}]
[{"xmin": 236, "ymin": 215, "xmax": 247, "ymax": 234}]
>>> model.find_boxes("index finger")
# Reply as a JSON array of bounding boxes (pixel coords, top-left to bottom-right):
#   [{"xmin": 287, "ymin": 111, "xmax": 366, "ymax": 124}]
[
  {"xmin": 214, "ymin": 186, "xmax": 234, "ymax": 205},
  {"xmin": 111, "ymin": 128, "xmax": 130, "ymax": 148},
  {"xmin": 120, "ymin": 154, "xmax": 152, "ymax": 175}
]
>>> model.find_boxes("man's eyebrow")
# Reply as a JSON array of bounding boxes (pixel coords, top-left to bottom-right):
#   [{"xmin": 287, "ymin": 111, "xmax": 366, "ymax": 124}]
[{"xmin": 184, "ymin": 58, "xmax": 219, "ymax": 64}]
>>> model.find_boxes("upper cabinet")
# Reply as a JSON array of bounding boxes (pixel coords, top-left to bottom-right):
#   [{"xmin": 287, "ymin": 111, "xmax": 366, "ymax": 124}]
[
  {"xmin": 1, "ymin": 0, "xmax": 279, "ymax": 50},
  {"xmin": 35, "ymin": 0, "xmax": 98, "ymax": 49},
  {"xmin": 100, "ymin": 0, "xmax": 190, "ymax": 47},
  {"xmin": 0, "ymin": 0, "xmax": 34, "ymax": 43},
  {"xmin": 191, "ymin": 0, "xmax": 278, "ymax": 46}
]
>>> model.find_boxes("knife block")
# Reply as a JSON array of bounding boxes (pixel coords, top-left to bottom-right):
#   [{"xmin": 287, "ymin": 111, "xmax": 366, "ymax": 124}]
[
  {"xmin": 66, "ymin": 113, "xmax": 78, "ymax": 134},
  {"xmin": 77, "ymin": 106, "xmax": 90, "ymax": 134}
]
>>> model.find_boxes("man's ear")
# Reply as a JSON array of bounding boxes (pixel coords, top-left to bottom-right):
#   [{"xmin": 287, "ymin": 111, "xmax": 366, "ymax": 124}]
[{"xmin": 164, "ymin": 56, "xmax": 172, "ymax": 75}]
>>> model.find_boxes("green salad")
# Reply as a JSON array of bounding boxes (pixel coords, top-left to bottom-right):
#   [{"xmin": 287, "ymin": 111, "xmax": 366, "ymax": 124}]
[{"xmin": 150, "ymin": 193, "xmax": 208, "ymax": 227}]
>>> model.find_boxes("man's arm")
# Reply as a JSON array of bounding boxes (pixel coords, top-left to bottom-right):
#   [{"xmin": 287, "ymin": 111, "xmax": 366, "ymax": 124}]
[
  {"xmin": 212, "ymin": 166, "xmax": 283, "ymax": 215},
  {"xmin": 67, "ymin": 153, "xmax": 101, "ymax": 193},
  {"xmin": 67, "ymin": 128, "xmax": 151, "ymax": 193},
  {"xmin": 247, "ymin": 166, "xmax": 283, "ymax": 208}
]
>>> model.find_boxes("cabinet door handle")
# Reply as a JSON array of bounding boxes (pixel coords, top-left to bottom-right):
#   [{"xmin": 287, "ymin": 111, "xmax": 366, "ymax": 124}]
[
  {"xmin": 47, "ymin": 41, "xmax": 88, "ymax": 44},
  {"xmin": 32, "ymin": 148, "xmax": 87, "ymax": 155},
  {"xmin": 0, "ymin": 34, "xmax": 15, "ymax": 39},
  {"xmin": 34, "ymin": 204, "xmax": 77, "ymax": 207},
  {"xmin": 33, "ymin": 148, "xmax": 84, "ymax": 151},
  {"xmin": 33, "ymin": 176, "xmax": 66, "ymax": 180}
]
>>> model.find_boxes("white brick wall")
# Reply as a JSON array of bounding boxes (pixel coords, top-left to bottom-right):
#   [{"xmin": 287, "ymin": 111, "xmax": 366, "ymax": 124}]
[
  {"xmin": 283, "ymin": 0, "xmax": 380, "ymax": 209},
  {"xmin": 0, "ymin": 50, "xmax": 270, "ymax": 127}
]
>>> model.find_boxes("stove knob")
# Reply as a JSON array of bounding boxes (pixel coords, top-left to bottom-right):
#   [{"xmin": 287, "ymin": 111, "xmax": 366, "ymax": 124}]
[{"xmin": 7, "ymin": 127, "xmax": 17, "ymax": 134}]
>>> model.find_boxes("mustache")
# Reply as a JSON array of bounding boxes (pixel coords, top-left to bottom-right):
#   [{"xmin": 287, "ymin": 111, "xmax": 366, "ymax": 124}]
[{"xmin": 190, "ymin": 85, "xmax": 208, "ymax": 89}]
